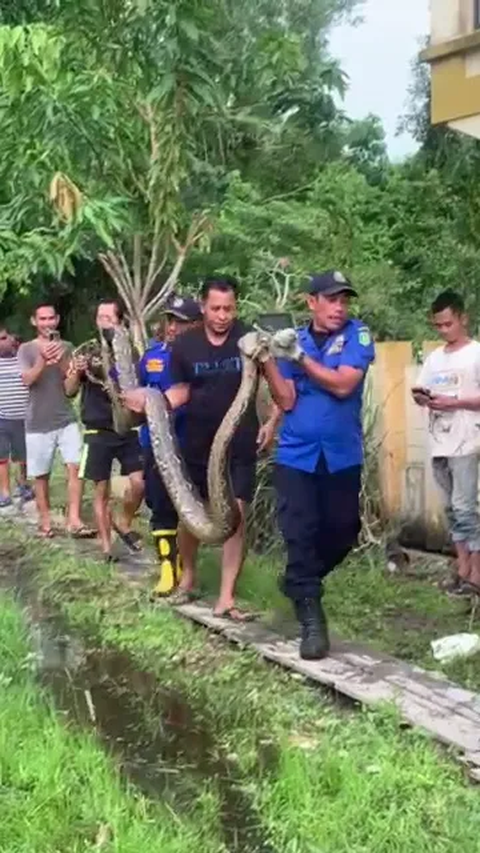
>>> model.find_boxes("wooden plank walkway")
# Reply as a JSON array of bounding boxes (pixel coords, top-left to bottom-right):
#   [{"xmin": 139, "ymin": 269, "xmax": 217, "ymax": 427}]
[
  {"xmin": 176, "ymin": 601, "xmax": 480, "ymax": 778},
  {"xmin": 6, "ymin": 501, "xmax": 480, "ymax": 779}
]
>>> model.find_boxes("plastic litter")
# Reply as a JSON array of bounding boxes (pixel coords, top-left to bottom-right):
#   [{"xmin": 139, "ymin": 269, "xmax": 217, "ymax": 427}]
[{"xmin": 431, "ymin": 633, "xmax": 480, "ymax": 663}]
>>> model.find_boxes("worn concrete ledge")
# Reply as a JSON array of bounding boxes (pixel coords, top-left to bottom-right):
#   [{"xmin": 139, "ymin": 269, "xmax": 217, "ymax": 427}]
[{"xmin": 176, "ymin": 601, "xmax": 480, "ymax": 775}]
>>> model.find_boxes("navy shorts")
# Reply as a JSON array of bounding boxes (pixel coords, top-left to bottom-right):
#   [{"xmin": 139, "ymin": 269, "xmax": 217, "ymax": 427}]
[
  {"xmin": 187, "ymin": 459, "xmax": 256, "ymax": 505},
  {"xmin": 80, "ymin": 429, "xmax": 142, "ymax": 483},
  {"xmin": 0, "ymin": 418, "xmax": 26, "ymax": 464}
]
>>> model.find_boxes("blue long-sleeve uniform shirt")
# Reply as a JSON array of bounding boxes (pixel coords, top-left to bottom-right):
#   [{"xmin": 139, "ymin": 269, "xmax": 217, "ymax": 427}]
[
  {"xmin": 275, "ymin": 319, "xmax": 375, "ymax": 474},
  {"xmin": 138, "ymin": 341, "xmax": 186, "ymax": 449}
]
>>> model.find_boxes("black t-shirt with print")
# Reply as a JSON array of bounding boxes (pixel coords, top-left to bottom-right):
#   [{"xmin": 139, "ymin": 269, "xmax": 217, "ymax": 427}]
[{"xmin": 169, "ymin": 320, "xmax": 259, "ymax": 465}]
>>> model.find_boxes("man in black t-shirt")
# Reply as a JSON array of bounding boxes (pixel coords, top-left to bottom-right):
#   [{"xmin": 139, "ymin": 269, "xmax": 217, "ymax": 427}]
[
  {"xmin": 65, "ymin": 300, "xmax": 144, "ymax": 561},
  {"xmin": 125, "ymin": 276, "xmax": 260, "ymax": 619}
]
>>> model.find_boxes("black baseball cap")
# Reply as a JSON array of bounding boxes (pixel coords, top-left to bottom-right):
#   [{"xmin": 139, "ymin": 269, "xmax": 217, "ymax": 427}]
[
  {"xmin": 306, "ymin": 270, "xmax": 357, "ymax": 298},
  {"xmin": 163, "ymin": 295, "xmax": 202, "ymax": 322}
]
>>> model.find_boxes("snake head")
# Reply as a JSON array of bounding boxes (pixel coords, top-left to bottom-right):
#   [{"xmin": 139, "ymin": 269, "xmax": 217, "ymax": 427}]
[
  {"xmin": 271, "ymin": 328, "xmax": 301, "ymax": 361},
  {"xmin": 238, "ymin": 330, "xmax": 272, "ymax": 363}
]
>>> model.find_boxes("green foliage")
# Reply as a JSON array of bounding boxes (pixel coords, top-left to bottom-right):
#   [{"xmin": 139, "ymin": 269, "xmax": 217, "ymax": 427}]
[{"xmin": 1, "ymin": 0, "xmax": 480, "ymax": 344}]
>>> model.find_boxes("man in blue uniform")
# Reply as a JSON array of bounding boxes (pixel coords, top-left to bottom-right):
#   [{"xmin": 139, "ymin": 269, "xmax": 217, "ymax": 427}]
[
  {"xmin": 263, "ymin": 271, "xmax": 375, "ymax": 660},
  {"xmin": 138, "ymin": 295, "xmax": 202, "ymax": 597}
]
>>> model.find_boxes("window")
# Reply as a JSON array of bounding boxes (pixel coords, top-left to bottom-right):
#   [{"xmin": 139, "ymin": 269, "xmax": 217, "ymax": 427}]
[{"xmin": 475, "ymin": 0, "xmax": 480, "ymax": 29}]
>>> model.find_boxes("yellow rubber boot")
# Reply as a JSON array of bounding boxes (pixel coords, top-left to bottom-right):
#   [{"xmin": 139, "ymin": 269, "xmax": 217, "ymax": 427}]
[{"xmin": 151, "ymin": 529, "xmax": 179, "ymax": 597}]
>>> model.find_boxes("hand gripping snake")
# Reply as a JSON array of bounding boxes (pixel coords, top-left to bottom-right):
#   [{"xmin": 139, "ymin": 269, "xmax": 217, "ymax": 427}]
[{"xmin": 111, "ymin": 326, "xmax": 275, "ymax": 545}]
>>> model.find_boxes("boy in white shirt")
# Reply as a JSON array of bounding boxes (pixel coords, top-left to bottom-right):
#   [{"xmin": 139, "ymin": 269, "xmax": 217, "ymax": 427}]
[{"xmin": 413, "ymin": 290, "xmax": 480, "ymax": 594}]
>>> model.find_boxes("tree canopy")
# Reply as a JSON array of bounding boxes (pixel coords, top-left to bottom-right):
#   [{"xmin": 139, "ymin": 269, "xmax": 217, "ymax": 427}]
[{"xmin": 0, "ymin": 0, "xmax": 479, "ymax": 344}]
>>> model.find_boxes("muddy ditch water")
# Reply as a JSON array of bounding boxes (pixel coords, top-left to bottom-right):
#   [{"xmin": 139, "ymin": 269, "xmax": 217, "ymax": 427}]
[{"xmin": 0, "ymin": 541, "xmax": 277, "ymax": 853}]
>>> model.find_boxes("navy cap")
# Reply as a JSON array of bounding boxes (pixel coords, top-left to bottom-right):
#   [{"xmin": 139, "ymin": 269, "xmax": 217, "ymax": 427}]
[
  {"xmin": 306, "ymin": 270, "xmax": 357, "ymax": 298},
  {"xmin": 163, "ymin": 295, "xmax": 202, "ymax": 322}
]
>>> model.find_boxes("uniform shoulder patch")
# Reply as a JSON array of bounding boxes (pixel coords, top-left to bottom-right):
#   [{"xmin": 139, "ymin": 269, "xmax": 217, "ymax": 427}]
[
  {"xmin": 358, "ymin": 327, "xmax": 371, "ymax": 347},
  {"xmin": 146, "ymin": 358, "xmax": 164, "ymax": 372}
]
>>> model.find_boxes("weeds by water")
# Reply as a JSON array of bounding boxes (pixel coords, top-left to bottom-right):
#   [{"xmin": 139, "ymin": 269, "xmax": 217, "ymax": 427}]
[
  {"xmin": 0, "ymin": 593, "xmax": 225, "ymax": 853},
  {"xmin": 3, "ymin": 526, "xmax": 480, "ymax": 852}
]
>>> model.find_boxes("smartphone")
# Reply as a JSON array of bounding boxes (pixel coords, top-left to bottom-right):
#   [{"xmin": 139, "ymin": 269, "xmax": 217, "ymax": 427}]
[
  {"xmin": 411, "ymin": 386, "xmax": 433, "ymax": 398},
  {"xmin": 256, "ymin": 312, "xmax": 294, "ymax": 333},
  {"xmin": 48, "ymin": 330, "xmax": 60, "ymax": 342}
]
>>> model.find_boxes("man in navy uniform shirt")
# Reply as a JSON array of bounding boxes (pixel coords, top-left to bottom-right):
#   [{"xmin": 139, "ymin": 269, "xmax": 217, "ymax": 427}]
[
  {"xmin": 264, "ymin": 271, "xmax": 375, "ymax": 660},
  {"xmin": 138, "ymin": 295, "xmax": 202, "ymax": 597}
]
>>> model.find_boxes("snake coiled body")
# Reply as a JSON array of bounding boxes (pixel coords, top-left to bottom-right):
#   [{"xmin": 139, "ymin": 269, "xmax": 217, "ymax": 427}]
[{"xmin": 112, "ymin": 326, "xmax": 270, "ymax": 544}]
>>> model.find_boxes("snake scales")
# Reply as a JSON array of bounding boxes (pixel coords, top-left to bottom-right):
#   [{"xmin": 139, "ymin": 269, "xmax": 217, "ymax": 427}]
[{"xmin": 111, "ymin": 325, "xmax": 274, "ymax": 545}]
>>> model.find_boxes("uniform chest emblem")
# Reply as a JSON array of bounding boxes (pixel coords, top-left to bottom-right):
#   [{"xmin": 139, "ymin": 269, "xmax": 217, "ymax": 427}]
[
  {"xmin": 147, "ymin": 358, "xmax": 164, "ymax": 373},
  {"xmin": 327, "ymin": 335, "xmax": 345, "ymax": 356}
]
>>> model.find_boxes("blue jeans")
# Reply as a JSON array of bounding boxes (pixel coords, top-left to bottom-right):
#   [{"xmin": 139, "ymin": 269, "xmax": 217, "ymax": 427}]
[{"xmin": 432, "ymin": 454, "xmax": 480, "ymax": 552}]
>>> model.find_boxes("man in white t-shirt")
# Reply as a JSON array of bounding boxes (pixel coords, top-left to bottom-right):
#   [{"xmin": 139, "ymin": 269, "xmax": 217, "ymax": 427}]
[{"xmin": 413, "ymin": 290, "xmax": 480, "ymax": 594}]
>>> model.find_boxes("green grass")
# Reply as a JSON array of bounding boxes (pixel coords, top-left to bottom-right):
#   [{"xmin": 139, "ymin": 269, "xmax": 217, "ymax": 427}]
[
  {"xmin": 0, "ymin": 592, "xmax": 225, "ymax": 853},
  {"xmin": 3, "ymin": 526, "xmax": 480, "ymax": 852}
]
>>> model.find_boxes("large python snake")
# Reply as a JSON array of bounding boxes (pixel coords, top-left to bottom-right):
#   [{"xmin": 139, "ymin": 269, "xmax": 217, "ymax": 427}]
[
  {"xmin": 111, "ymin": 325, "xmax": 276, "ymax": 545},
  {"xmin": 70, "ymin": 336, "xmax": 134, "ymax": 436}
]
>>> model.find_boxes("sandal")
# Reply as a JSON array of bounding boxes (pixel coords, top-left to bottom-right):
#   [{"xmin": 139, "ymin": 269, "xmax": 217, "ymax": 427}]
[
  {"xmin": 442, "ymin": 576, "xmax": 467, "ymax": 597},
  {"xmin": 166, "ymin": 589, "xmax": 200, "ymax": 606},
  {"xmin": 213, "ymin": 606, "xmax": 258, "ymax": 623},
  {"xmin": 104, "ymin": 554, "xmax": 120, "ymax": 565},
  {"xmin": 112, "ymin": 524, "xmax": 142, "ymax": 553},
  {"xmin": 460, "ymin": 581, "xmax": 480, "ymax": 597},
  {"xmin": 37, "ymin": 528, "xmax": 55, "ymax": 539},
  {"xmin": 69, "ymin": 525, "xmax": 97, "ymax": 540}
]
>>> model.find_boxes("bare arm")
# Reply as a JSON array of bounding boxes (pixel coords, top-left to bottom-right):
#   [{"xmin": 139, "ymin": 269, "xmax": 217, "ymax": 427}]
[
  {"xmin": 459, "ymin": 397, "xmax": 480, "ymax": 411},
  {"xmin": 264, "ymin": 401, "xmax": 283, "ymax": 427},
  {"xmin": 64, "ymin": 369, "xmax": 82, "ymax": 397},
  {"xmin": 428, "ymin": 395, "xmax": 480, "ymax": 412},
  {"xmin": 21, "ymin": 354, "xmax": 46, "ymax": 387},
  {"xmin": 64, "ymin": 355, "xmax": 87, "ymax": 398},
  {"xmin": 257, "ymin": 400, "xmax": 284, "ymax": 453},
  {"xmin": 58, "ymin": 349, "xmax": 72, "ymax": 377},
  {"xmin": 164, "ymin": 383, "xmax": 190, "ymax": 410},
  {"xmin": 262, "ymin": 358, "xmax": 296, "ymax": 411}
]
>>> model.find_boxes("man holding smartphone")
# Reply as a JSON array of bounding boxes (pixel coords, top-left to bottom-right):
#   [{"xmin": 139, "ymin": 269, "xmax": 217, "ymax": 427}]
[
  {"xmin": 413, "ymin": 290, "xmax": 480, "ymax": 595},
  {"xmin": 18, "ymin": 303, "xmax": 91, "ymax": 539}
]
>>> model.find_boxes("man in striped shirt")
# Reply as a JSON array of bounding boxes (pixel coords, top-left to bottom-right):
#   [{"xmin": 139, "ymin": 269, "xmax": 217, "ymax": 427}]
[{"xmin": 0, "ymin": 325, "xmax": 33, "ymax": 507}]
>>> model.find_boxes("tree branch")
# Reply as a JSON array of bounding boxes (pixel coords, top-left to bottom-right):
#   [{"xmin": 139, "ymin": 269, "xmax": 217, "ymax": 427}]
[
  {"xmin": 143, "ymin": 248, "xmax": 188, "ymax": 321},
  {"xmin": 142, "ymin": 213, "xmax": 210, "ymax": 319},
  {"xmin": 98, "ymin": 252, "xmax": 135, "ymax": 317},
  {"xmin": 141, "ymin": 240, "xmax": 169, "ymax": 311},
  {"xmin": 133, "ymin": 234, "xmax": 142, "ymax": 298}
]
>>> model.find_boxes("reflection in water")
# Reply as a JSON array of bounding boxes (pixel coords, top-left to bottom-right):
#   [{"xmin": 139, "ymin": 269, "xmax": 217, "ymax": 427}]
[
  {"xmin": 33, "ymin": 623, "xmax": 276, "ymax": 852},
  {"xmin": 0, "ymin": 543, "xmax": 276, "ymax": 853}
]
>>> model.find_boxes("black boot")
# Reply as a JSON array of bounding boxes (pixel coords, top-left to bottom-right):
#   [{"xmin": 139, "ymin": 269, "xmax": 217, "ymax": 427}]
[{"xmin": 294, "ymin": 597, "xmax": 330, "ymax": 660}]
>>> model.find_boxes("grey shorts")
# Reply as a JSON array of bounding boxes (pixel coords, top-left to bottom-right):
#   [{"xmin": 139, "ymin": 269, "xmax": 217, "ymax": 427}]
[
  {"xmin": 26, "ymin": 422, "xmax": 82, "ymax": 478},
  {"xmin": 0, "ymin": 418, "xmax": 27, "ymax": 464}
]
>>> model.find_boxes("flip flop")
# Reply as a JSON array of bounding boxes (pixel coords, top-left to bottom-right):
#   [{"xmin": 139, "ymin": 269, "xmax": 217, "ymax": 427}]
[
  {"xmin": 166, "ymin": 589, "xmax": 201, "ymax": 606},
  {"xmin": 112, "ymin": 524, "xmax": 142, "ymax": 553},
  {"xmin": 37, "ymin": 528, "xmax": 55, "ymax": 539},
  {"xmin": 213, "ymin": 607, "xmax": 258, "ymax": 623},
  {"xmin": 460, "ymin": 581, "xmax": 480, "ymax": 597},
  {"xmin": 69, "ymin": 525, "xmax": 97, "ymax": 540},
  {"xmin": 442, "ymin": 576, "xmax": 467, "ymax": 597}
]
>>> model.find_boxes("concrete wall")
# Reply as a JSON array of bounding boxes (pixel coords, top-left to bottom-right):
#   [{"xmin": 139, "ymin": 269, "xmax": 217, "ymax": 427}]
[
  {"xmin": 370, "ymin": 342, "xmax": 464, "ymax": 550},
  {"xmin": 423, "ymin": 0, "xmax": 480, "ymax": 134},
  {"xmin": 430, "ymin": 0, "xmax": 474, "ymax": 43}
]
